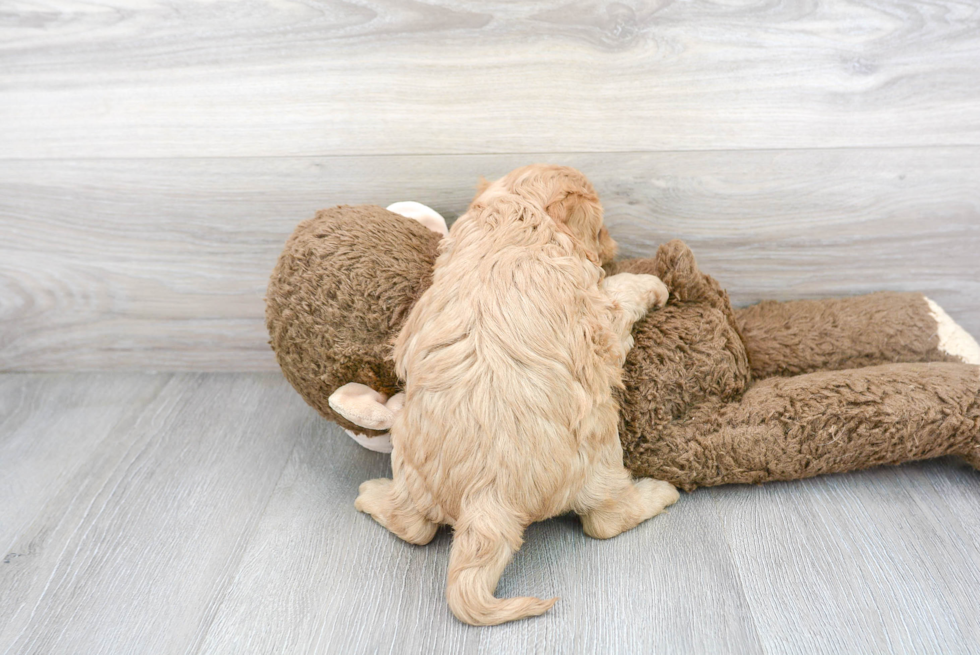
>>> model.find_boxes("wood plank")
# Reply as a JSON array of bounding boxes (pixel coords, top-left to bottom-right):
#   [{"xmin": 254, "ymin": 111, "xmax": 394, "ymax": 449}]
[
  {"xmin": 196, "ymin": 422, "xmax": 762, "ymax": 654},
  {"xmin": 0, "ymin": 375, "xmax": 50, "ymax": 436},
  {"xmin": 0, "ymin": 373, "xmax": 170, "ymax": 554},
  {"xmin": 2, "ymin": 1, "xmax": 980, "ymax": 158},
  {"xmin": 4, "ymin": 374, "xmax": 978, "ymax": 652},
  {"xmin": 0, "ymin": 373, "xmax": 308, "ymax": 655},
  {"xmin": 917, "ymin": 458, "xmax": 980, "ymax": 564},
  {"xmin": 2, "ymin": 148, "xmax": 978, "ymax": 371},
  {"xmin": 710, "ymin": 463, "xmax": 980, "ymax": 653}
]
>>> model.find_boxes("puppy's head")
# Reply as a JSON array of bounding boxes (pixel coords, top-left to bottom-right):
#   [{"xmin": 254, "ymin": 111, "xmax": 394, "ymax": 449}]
[{"xmin": 472, "ymin": 164, "xmax": 618, "ymax": 264}]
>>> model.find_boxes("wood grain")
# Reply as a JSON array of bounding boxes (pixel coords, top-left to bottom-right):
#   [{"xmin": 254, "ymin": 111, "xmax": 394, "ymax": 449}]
[
  {"xmin": 197, "ymin": 414, "xmax": 763, "ymax": 655},
  {"xmin": 710, "ymin": 465, "xmax": 980, "ymax": 654},
  {"xmin": 0, "ymin": 373, "xmax": 309, "ymax": 655},
  {"xmin": 4, "ymin": 374, "xmax": 977, "ymax": 654},
  {"xmin": 1, "ymin": 1, "xmax": 979, "ymax": 158},
  {"xmin": 2, "ymin": 148, "xmax": 977, "ymax": 371},
  {"xmin": 0, "ymin": 374, "xmax": 170, "ymax": 554}
]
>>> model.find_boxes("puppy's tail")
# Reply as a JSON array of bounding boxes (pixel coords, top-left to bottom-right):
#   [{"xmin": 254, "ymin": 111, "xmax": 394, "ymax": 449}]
[{"xmin": 446, "ymin": 502, "xmax": 557, "ymax": 626}]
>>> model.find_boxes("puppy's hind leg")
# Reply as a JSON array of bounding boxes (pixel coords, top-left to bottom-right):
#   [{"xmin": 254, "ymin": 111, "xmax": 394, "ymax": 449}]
[
  {"xmin": 445, "ymin": 500, "xmax": 557, "ymax": 625},
  {"xmin": 574, "ymin": 440, "xmax": 679, "ymax": 540},
  {"xmin": 355, "ymin": 477, "xmax": 438, "ymax": 545}
]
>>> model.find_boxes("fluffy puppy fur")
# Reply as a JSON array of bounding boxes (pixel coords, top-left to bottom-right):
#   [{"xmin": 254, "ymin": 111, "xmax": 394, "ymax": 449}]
[{"xmin": 355, "ymin": 164, "xmax": 679, "ymax": 625}]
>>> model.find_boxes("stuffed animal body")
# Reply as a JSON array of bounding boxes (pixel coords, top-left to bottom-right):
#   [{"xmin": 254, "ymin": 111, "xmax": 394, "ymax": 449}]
[
  {"xmin": 266, "ymin": 204, "xmax": 980, "ymax": 491},
  {"xmin": 608, "ymin": 247, "xmax": 980, "ymax": 490}
]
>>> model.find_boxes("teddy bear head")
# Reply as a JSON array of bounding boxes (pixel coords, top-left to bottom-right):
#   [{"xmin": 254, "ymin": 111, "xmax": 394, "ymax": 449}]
[{"xmin": 265, "ymin": 204, "xmax": 444, "ymax": 449}]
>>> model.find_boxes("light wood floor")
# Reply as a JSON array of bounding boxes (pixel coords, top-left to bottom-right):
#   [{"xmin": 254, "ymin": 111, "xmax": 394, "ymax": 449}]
[{"xmin": 2, "ymin": 373, "xmax": 978, "ymax": 654}]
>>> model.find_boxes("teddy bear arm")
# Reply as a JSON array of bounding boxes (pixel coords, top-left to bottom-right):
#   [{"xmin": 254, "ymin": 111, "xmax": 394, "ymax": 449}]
[
  {"xmin": 608, "ymin": 243, "xmax": 738, "ymax": 314},
  {"xmin": 735, "ymin": 292, "xmax": 980, "ymax": 379},
  {"xmin": 625, "ymin": 362, "xmax": 980, "ymax": 490}
]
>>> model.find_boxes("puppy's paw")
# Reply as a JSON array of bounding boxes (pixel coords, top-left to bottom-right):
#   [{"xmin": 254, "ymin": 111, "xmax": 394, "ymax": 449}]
[
  {"xmin": 635, "ymin": 478, "xmax": 680, "ymax": 520},
  {"xmin": 604, "ymin": 272, "xmax": 669, "ymax": 314},
  {"xmin": 637, "ymin": 274, "xmax": 670, "ymax": 310},
  {"xmin": 355, "ymin": 478, "xmax": 439, "ymax": 544},
  {"xmin": 355, "ymin": 478, "xmax": 393, "ymax": 520}
]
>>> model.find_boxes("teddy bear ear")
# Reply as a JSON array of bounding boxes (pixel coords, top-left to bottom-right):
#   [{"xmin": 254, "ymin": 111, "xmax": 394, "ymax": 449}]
[{"xmin": 386, "ymin": 202, "xmax": 449, "ymax": 237}]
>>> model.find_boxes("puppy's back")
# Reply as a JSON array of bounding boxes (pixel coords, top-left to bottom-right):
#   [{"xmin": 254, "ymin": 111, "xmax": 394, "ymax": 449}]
[{"xmin": 391, "ymin": 194, "xmax": 622, "ymax": 522}]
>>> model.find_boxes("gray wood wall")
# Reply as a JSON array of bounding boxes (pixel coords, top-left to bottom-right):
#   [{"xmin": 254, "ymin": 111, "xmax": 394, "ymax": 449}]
[{"xmin": 2, "ymin": 0, "xmax": 978, "ymax": 371}]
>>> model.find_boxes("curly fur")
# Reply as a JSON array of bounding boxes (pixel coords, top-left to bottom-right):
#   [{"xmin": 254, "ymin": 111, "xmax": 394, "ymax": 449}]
[{"xmin": 354, "ymin": 165, "xmax": 676, "ymax": 625}]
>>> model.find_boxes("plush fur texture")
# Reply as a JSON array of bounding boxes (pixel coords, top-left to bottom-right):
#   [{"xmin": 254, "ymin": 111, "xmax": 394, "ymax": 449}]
[
  {"xmin": 735, "ymin": 292, "xmax": 962, "ymax": 378},
  {"xmin": 265, "ymin": 200, "xmax": 980, "ymax": 621},
  {"xmin": 266, "ymin": 207, "xmax": 980, "ymax": 487},
  {"xmin": 266, "ymin": 204, "xmax": 440, "ymax": 436},
  {"xmin": 606, "ymin": 247, "xmax": 980, "ymax": 490},
  {"xmin": 354, "ymin": 165, "xmax": 675, "ymax": 625}
]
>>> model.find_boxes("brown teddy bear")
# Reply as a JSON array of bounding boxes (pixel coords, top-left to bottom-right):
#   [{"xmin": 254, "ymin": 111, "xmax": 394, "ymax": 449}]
[{"xmin": 266, "ymin": 203, "xmax": 980, "ymax": 491}]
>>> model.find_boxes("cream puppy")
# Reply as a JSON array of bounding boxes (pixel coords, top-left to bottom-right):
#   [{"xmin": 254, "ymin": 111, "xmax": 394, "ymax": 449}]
[{"xmin": 355, "ymin": 165, "xmax": 678, "ymax": 625}]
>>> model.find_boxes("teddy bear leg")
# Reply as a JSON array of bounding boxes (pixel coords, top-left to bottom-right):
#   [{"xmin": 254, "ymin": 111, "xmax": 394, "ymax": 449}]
[
  {"xmin": 925, "ymin": 298, "xmax": 980, "ymax": 365},
  {"xmin": 574, "ymin": 439, "xmax": 679, "ymax": 539},
  {"xmin": 355, "ymin": 477, "xmax": 438, "ymax": 545},
  {"xmin": 628, "ymin": 362, "xmax": 980, "ymax": 489},
  {"xmin": 735, "ymin": 292, "xmax": 980, "ymax": 379},
  {"xmin": 963, "ymin": 364, "xmax": 980, "ymax": 471}
]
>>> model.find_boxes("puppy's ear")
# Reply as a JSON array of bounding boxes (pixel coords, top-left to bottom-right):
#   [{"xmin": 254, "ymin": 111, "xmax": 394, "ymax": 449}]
[
  {"xmin": 465, "ymin": 176, "xmax": 494, "ymax": 211},
  {"xmin": 543, "ymin": 189, "xmax": 581, "ymax": 226},
  {"xmin": 597, "ymin": 226, "xmax": 618, "ymax": 264},
  {"xmin": 546, "ymin": 190, "xmax": 616, "ymax": 265},
  {"xmin": 468, "ymin": 176, "xmax": 492, "ymax": 207}
]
